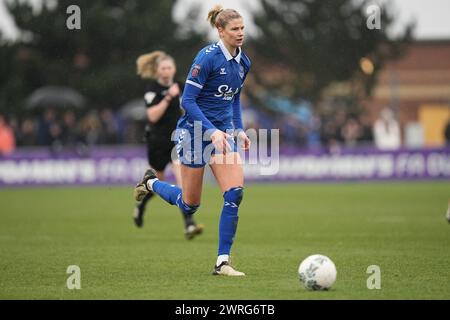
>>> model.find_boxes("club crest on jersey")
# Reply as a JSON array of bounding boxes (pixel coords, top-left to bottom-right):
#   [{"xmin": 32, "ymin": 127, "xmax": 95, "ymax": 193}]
[
  {"xmin": 214, "ymin": 85, "xmax": 239, "ymax": 101},
  {"xmin": 191, "ymin": 64, "xmax": 201, "ymax": 77},
  {"xmin": 239, "ymin": 65, "xmax": 244, "ymax": 78}
]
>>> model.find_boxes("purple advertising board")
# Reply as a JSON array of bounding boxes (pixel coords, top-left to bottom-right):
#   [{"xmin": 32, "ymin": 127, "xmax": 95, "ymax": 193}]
[{"xmin": 0, "ymin": 146, "xmax": 449, "ymax": 187}]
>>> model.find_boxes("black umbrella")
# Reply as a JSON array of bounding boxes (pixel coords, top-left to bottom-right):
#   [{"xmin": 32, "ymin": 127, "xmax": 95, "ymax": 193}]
[
  {"xmin": 26, "ymin": 86, "xmax": 86, "ymax": 109},
  {"xmin": 120, "ymin": 99, "xmax": 147, "ymax": 121}
]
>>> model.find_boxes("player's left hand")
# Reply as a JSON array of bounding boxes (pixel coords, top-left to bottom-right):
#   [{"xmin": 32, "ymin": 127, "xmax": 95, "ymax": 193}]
[{"xmin": 237, "ymin": 131, "xmax": 251, "ymax": 151}]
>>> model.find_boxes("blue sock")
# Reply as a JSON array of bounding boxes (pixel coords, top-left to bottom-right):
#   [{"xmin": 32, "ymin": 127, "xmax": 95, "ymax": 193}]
[
  {"xmin": 152, "ymin": 180, "xmax": 181, "ymax": 205},
  {"xmin": 152, "ymin": 180, "xmax": 199, "ymax": 215},
  {"xmin": 218, "ymin": 187, "xmax": 243, "ymax": 256}
]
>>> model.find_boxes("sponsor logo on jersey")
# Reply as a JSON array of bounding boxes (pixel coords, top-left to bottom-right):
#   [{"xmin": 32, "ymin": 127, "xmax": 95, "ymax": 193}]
[
  {"xmin": 220, "ymin": 68, "xmax": 227, "ymax": 75},
  {"xmin": 214, "ymin": 85, "xmax": 239, "ymax": 101}
]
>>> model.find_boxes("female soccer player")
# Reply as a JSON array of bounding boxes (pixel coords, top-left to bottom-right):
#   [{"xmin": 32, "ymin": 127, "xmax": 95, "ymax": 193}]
[
  {"xmin": 134, "ymin": 5, "xmax": 251, "ymax": 276},
  {"xmin": 134, "ymin": 51, "xmax": 204, "ymax": 240}
]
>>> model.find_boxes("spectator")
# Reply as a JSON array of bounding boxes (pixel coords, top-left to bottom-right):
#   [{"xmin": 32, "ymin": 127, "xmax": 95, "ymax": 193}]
[
  {"xmin": 17, "ymin": 118, "xmax": 37, "ymax": 146},
  {"xmin": 61, "ymin": 110, "xmax": 79, "ymax": 147},
  {"xmin": 373, "ymin": 108, "xmax": 401, "ymax": 150},
  {"xmin": 358, "ymin": 113, "xmax": 374, "ymax": 146},
  {"xmin": 37, "ymin": 107, "xmax": 61, "ymax": 146},
  {"xmin": 79, "ymin": 111, "xmax": 102, "ymax": 146},
  {"xmin": 333, "ymin": 109, "xmax": 347, "ymax": 144},
  {"xmin": 0, "ymin": 113, "xmax": 16, "ymax": 155},
  {"xmin": 99, "ymin": 108, "xmax": 119, "ymax": 144},
  {"xmin": 342, "ymin": 117, "xmax": 361, "ymax": 147},
  {"xmin": 321, "ymin": 120, "xmax": 338, "ymax": 149},
  {"xmin": 444, "ymin": 118, "xmax": 450, "ymax": 145},
  {"xmin": 307, "ymin": 112, "xmax": 322, "ymax": 148}
]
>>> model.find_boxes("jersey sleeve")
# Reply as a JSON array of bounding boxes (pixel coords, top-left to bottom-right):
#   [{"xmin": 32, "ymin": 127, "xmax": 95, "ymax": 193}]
[
  {"xmin": 181, "ymin": 83, "xmax": 216, "ymax": 131},
  {"xmin": 185, "ymin": 52, "xmax": 212, "ymax": 90},
  {"xmin": 232, "ymin": 91, "xmax": 244, "ymax": 131},
  {"xmin": 240, "ymin": 55, "xmax": 251, "ymax": 88}
]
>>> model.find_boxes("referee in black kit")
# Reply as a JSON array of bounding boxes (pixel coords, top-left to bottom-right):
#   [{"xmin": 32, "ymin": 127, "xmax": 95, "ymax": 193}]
[{"xmin": 134, "ymin": 51, "xmax": 204, "ymax": 239}]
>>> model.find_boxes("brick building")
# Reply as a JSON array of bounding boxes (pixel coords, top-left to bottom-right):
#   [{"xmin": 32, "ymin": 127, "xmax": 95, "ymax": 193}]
[{"xmin": 365, "ymin": 40, "xmax": 450, "ymax": 147}]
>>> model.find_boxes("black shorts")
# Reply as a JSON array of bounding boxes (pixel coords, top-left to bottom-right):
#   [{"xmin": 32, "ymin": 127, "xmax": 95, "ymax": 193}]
[{"xmin": 146, "ymin": 134, "xmax": 176, "ymax": 171}]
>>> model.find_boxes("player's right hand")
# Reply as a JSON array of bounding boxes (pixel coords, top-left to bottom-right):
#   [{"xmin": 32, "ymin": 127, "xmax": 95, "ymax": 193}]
[
  {"xmin": 211, "ymin": 130, "xmax": 232, "ymax": 155},
  {"xmin": 168, "ymin": 83, "xmax": 180, "ymax": 97}
]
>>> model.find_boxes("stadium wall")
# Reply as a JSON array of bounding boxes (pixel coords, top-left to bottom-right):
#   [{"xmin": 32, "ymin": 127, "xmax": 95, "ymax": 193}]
[{"xmin": 0, "ymin": 146, "xmax": 449, "ymax": 186}]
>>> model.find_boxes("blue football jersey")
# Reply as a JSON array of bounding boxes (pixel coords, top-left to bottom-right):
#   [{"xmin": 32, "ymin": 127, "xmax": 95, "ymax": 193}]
[{"xmin": 179, "ymin": 40, "xmax": 251, "ymax": 131}]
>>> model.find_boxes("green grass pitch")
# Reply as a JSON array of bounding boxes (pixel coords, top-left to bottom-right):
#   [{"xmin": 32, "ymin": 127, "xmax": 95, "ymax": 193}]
[{"xmin": 0, "ymin": 182, "xmax": 449, "ymax": 299}]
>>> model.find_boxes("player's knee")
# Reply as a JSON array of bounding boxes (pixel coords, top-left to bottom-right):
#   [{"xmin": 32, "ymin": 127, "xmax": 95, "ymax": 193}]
[
  {"xmin": 223, "ymin": 187, "xmax": 244, "ymax": 207},
  {"xmin": 179, "ymin": 197, "xmax": 200, "ymax": 215}
]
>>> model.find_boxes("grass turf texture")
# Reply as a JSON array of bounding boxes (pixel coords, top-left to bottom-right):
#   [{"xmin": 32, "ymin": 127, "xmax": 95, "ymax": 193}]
[{"xmin": 0, "ymin": 182, "xmax": 449, "ymax": 299}]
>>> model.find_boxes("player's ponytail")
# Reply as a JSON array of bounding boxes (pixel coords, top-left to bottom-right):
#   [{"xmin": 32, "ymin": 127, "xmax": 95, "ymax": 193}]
[
  {"xmin": 207, "ymin": 5, "xmax": 241, "ymax": 29},
  {"xmin": 136, "ymin": 51, "xmax": 174, "ymax": 79},
  {"xmin": 207, "ymin": 5, "xmax": 224, "ymax": 27}
]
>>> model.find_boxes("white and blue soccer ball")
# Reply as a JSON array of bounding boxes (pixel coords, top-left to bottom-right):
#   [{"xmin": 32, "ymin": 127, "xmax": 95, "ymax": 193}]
[{"xmin": 298, "ymin": 254, "xmax": 337, "ymax": 290}]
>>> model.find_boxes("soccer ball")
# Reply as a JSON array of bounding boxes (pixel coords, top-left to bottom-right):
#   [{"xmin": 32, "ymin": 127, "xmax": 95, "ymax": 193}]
[{"xmin": 298, "ymin": 254, "xmax": 337, "ymax": 290}]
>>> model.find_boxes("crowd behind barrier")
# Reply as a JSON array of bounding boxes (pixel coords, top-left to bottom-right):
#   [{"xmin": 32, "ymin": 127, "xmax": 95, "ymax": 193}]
[{"xmin": 1, "ymin": 96, "xmax": 450, "ymax": 157}]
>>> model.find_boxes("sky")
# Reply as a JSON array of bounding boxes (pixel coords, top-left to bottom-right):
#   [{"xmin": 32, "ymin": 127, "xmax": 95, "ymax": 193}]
[{"xmin": 1, "ymin": 0, "xmax": 450, "ymax": 41}]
